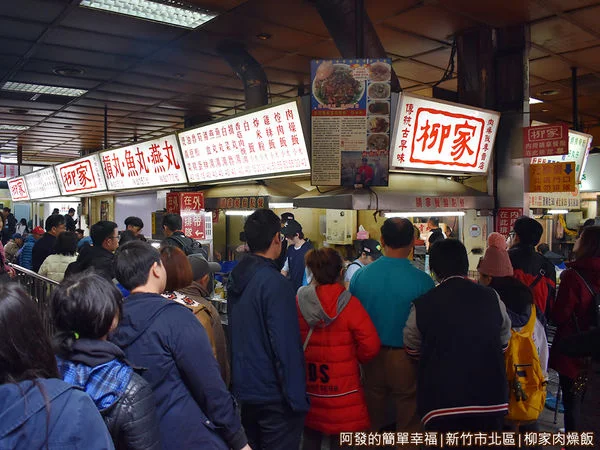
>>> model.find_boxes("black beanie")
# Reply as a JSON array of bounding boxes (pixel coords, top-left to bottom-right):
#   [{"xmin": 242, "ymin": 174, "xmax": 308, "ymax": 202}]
[{"xmin": 513, "ymin": 216, "xmax": 543, "ymax": 246}]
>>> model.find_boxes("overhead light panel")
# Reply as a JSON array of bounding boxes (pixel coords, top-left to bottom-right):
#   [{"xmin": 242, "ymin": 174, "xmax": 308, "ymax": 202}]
[
  {"xmin": 0, "ymin": 125, "xmax": 29, "ymax": 131},
  {"xmin": 2, "ymin": 81, "xmax": 87, "ymax": 97},
  {"xmin": 269, "ymin": 202, "xmax": 294, "ymax": 209},
  {"xmin": 529, "ymin": 97, "xmax": 543, "ymax": 104},
  {"xmin": 79, "ymin": 0, "xmax": 218, "ymax": 29},
  {"xmin": 385, "ymin": 211, "xmax": 466, "ymax": 218},
  {"xmin": 225, "ymin": 210, "xmax": 255, "ymax": 216},
  {"xmin": 547, "ymin": 209, "xmax": 569, "ymax": 215}
]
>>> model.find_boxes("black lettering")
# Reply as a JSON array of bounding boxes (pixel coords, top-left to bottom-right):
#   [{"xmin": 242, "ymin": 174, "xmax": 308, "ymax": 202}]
[
  {"xmin": 319, "ymin": 364, "xmax": 330, "ymax": 383},
  {"xmin": 308, "ymin": 363, "xmax": 317, "ymax": 382}
]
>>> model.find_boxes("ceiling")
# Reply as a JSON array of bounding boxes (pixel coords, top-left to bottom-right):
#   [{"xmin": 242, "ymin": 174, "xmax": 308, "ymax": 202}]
[{"xmin": 1, "ymin": 0, "xmax": 600, "ymax": 164}]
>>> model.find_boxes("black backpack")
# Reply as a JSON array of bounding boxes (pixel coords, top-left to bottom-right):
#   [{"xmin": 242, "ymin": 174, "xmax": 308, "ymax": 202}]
[{"xmin": 168, "ymin": 234, "xmax": 208, "ymax": 258}]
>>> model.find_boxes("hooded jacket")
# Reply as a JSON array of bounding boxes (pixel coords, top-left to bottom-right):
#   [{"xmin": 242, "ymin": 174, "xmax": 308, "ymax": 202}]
[
  {"xmin": 0, "ymin": 378, "xmax": 114, "ymax": 449},
  {"xmin": 67, "ymin": 245, "xmax": 115, "ymax": 281},
  {"xmin": 297, "ymin": 284, "xmax": 380, "ymax": 434},
  {"xmin": 227, "ymin": 253, "xmax": 309, "ymax": 413},
  {"xmin": 550, "ymin": 257, "xmax": 600, "ymax": 379},
  {"xmin": 18, "ymin": 234, "xmax": 36, "ymax": 270},
  {"xmin": 110, "ymin": 292, "xmax": 247, "ymax": 450},
  {"xmin": 56, "ymin": 339, "xmax": 160, "ymax": 450}
]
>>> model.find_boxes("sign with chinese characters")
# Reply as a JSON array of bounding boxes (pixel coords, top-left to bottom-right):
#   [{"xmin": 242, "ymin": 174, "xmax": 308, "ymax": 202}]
[
  {"xmin": 391, "ymin": 93, "xmax": 500, "ymax": 174},
  {"xmin": 529, "ymin": 127, "xmax": 592, "ymax": 182},
  {"xmin": 24, "ymin": 167, "xmax": 61, "ymax": 200},
  {"xmin": 523, "ymin": 123, "xmax": 568, "ymax": 158},
  {"xmin": 311, "ymin": 58, "xmax": 392, "ymax": 186},
  {"xmin": 0, "ymin": 164, "xmax": 18, "ymax": 179},
  {"xmin": 100, "ymin": 134, "xmax": 188, "ymax": 190},
  {"xmin": 496, "ymin": 208, "xmax": 523, "ymax": 236},
  {"xmin": 415, "ymin": 196, "xmax": 466, "ymax": 209},
  {"xmin": 528, "ymin": 191, "xmax": 580, "ymax": 210},
  {"xmin": 7, "ymin": 176, "xmax": 29, "ymax": 201},
  {"xmin": 166, "ymin": 192, "xmax": 205, "ymax": 214},
  {"xmin": 529, "ymin": 162, "xmax": 576, "ymax": 193},
  {"xmin": 55, "ymin": 154, "xmax": 108, "ymax": 195},
  {"xmin": 177, "ymin": 100, "xmax": 310, "ymax": 183},
  {"xmin": 217, "ymin": 196, "xmax": 267, "ymax": 209},
  {"xmin": 179, "ymin": 193, "xmax": 206, "ymax": 240}
]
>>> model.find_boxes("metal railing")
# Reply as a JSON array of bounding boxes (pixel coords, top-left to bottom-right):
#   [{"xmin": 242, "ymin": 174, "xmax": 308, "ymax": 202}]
[{"xmin": 9, "ymin": 263, "xmax": 59, "ymax": 334}]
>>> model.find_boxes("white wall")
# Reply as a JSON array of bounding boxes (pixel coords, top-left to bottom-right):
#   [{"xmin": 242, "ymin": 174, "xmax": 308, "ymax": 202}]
[{"xmin": 114, "ymin": 192, "xmax": 161, "ymax": 239}]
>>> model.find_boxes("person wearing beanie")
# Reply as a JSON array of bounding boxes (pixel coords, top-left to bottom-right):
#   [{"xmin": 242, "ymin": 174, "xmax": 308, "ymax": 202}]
[{"xmin": 507, "ymin": 216, "xmax": 557, "ymax": 313}]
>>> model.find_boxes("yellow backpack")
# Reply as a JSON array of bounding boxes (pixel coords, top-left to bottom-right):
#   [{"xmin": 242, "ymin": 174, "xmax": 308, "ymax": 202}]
[{"xmin": 505, "ymin": 307, "xmax": 547, "ymax": 422}]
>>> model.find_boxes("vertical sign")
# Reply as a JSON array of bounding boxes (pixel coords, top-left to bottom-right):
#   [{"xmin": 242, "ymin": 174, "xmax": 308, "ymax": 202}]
[
  {"xmin": 496, "ymin": 208, "xmax": 523, "ymax": 236},
  {"xmin": 0, "ymin": 165, "xmax": 18, "ymax": 179},
  {"xmin": 311, "ymin": 58, "xmax": 392, "ymax": 186},
  {"xmin": 7, "ymin": 176, "xmax": 29, "ymax": 201},
  {"xmin": 523, "ymin": 123, "xmax": 568, "ymax": 158},
  {"xmin": 180, "ymin": 193, "xmax": 206, "ymax": 240}
]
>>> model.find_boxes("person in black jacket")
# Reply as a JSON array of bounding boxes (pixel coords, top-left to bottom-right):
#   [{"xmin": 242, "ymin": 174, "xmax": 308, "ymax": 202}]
[
  {"xmin": 32, "ymin": 214, "xmax": 66, "ymax": 272},
  {"xmin": 1, "ymin": 207, "xmax": 17, "ymax": 245},
  {"xmin": 66, "ymin": 221, "xmax": 118, "ymax": 281},
  {"xmin": 64, "ymin": 208, "xmax": 77, "ymax": 233},
  {"xmin": 161, "ymin": 213, "xmax": 206, "ymax": 257},
  {"xmin": 426, "ymin": 217, "xmax": 445, "ymax": 253},
  {"xmin": 52, "ymin": 273, "xmax": 160, "ymax": 450}
]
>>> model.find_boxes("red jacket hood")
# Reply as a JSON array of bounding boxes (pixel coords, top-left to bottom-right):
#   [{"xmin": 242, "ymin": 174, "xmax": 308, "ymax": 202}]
[{"xmin": 297, "ymin": 283, "xmax": 351, "ymax": 328}]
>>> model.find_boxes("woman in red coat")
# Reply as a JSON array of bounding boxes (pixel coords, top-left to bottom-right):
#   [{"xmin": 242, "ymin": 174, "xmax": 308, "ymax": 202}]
[
  {"xmin": 297, "ymin": 248, "xmax": 380, "ymax": 450},
  {"xmin": 549, "ymin": 225, "xmax": 600, "ymax": 432}
]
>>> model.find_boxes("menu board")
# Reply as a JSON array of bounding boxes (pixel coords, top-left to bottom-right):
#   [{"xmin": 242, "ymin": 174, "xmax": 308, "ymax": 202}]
[
  {"xmin": 100, "ymin": 134, "xmax": 188, "ymax": 190},
  {"xmin": 7, "ymin": 176, "xmax": 29, "ymax": 201},
  {"xmin": 177, "ymin": 100, "xmax": 310, "ymax": 183},
  {"xmin": 25, "ymin": 167, "xmax": 61, "ymax": 200},
  {"xmin": 529, "ymin": 128, "xmax": 592, "ymax": 182},
  {"xmin": 390, "ymin": 93, "xmax": 500, "ymax": 174},
  {"xmin": 310, "ymin": 58, "xmax": 392, "ymax": 186},
  {"xmin": 55, "ymin": 154, "xmax": 108, "ymax": 195}
]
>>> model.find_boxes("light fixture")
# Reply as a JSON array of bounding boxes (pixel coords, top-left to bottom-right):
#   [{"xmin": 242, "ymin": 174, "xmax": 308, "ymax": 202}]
[
  {"xmin": 2, "ymin": 81, "xmax": 87, "ymax": 97},
  {"xmin": 53, "ymin": 66, "xmax": 85, "ymax": 77},
  {"xmin": 8, "ymin": 108, "xmax": 29, "ymax": 115},
  {"xmin": 256, "ymin": 33, "xmax": 272, "ymax": 40},
  {"xmin": 385, "ymin": 211, "xmax": 466, "ymax": 218},
  {"xmin": 269, "ymin": 202, "xmax": 294, "ymax": 209},
  {"xmin": 547, "ymin": 209, "xmax": 568, "ymax": 215},
  {"xmin": 541, "ymin": 109, "xmax": 549, "ymax": 113},
  {"xmin": 539, "ymin": 89, "xmax": 560, "ymax": 96},
  {"xmin": 225, "ymin": 210, "xmax": 255, "ymax": 216},
  {"xmin": 0, "ymin": 125, "xmax": 29, "ymax": 131},
  {"xmin": 529, "ymin": 97, "xmax": 543, "ymax": 104},
  {"xmin": 79, "ymin": 0, "xmax": 218, "ymax": 29}
]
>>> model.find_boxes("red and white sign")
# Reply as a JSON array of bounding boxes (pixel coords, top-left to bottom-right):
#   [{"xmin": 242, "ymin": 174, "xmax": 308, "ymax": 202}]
[
  {"xmin": 391, "ymin": 93, "xmax": 500, "ymax": 174},
  {"xmin": 496, "ymin": 208, "xmax": 523, "ymax": 236},
  {"xmin": 25, "ymin": 167, "xmax": 61, "ymax": 200},
  {"xmin": 100, "ymin": 134, "xmax": 188, "ymax": 190},
  {"xmin": 0, "ymin": 165, "xmax": 18, "ymax": 179},
  {"xmin": 415, "ymin": 196, "xmax": 466, "ymax": 209},
  {"xmin": 177, "ymin": 100, "xmax": 310, "ymax": 183},
  {"xmin": 7, "ymin": 176, "xmax": 29, "ymax": 201},
  {"xmin": 166, "ymin": 192, "xmax": 205, "ymax": 214},
  {"xmin": 55, "ymin": 154, "xmax": 107, "ymax": 195},
  {"xmin": 179, "ymin": 193, "xmax": 206, "ymax": 240},
  {"xmin": 523, "ymin": 123, "xmax": 568, "ymax": 158}
]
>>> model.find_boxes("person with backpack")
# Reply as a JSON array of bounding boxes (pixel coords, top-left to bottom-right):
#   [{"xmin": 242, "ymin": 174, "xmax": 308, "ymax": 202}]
[
  {"xmin": 549, "ymin": 225, "xmax": 600, "ymax": 432},
  {"xmin": 478, "ymin": 232, "xmax": 548, "ymax": 431},
  {"xmin": 161, "ymin": 213, "xmax": 207, "ymax": 257},
  {"xmin": 297, "ymin": 248, "xmax": 380, "ymax": 450},
  {"xmin": 508, "ymin": 216, "xmax": 556, "ymax": 314},
  {"xmin": 281, "ymin": 219, "xmax": 314, "ymax": 292},
  {"xmin": 344, "ymin": 239, "xmax": 382, "ymax": 288}
]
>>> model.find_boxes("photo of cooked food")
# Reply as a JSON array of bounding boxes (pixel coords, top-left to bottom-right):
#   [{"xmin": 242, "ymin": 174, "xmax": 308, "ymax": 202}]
[
  {"xmin": 368, "ymin": 101, "xmax": 390, "ymax": 115},
  {"xmin": 368, "ymin": 116, "xmax": 389, "ymax": 134},
  {"xmin": 367, "ymin": 133, "xmax": 389, "ymax": 150},
  {"xmin": 367, "ymin": 82, "xmax": 390, "ymax": 99},
  {"xmin": 313, "ymin": 61, "xmax": 365, "ymax": 107},
  {"xmin": 369, "ymin": 62, "xmax": 391, "ymax": 82}
]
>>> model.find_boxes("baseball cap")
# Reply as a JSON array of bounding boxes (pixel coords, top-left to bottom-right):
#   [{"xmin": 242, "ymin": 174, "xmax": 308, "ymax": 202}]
[
  {"xmin": 11, "ymin": 233, "xmax": 22, "ymax": 240},
  {"xmin": 188, "ymin": 254, "xmax": 221, "ymax": 281},
  {"xmin": 32, "ymin": 226, "xmax": 45, "ymax": 235},
  {"xmin": 281, "ymin": 219, "xmax": 302, "ymax": 237},
  {"xmin": 281, "ymin": 212, "xmax": 295, "ymax": 222},
  {"xmin": 360, "ymin": 239, "xmax": 382, "ymax": 259}
]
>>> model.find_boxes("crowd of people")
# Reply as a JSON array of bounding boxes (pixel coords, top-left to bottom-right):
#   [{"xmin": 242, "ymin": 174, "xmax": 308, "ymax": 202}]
[{"xmin": 0, "ymin": 208, "xmax": 599, "ymax": 450}]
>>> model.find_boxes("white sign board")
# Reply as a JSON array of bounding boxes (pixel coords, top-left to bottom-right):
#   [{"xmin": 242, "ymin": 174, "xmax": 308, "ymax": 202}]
[
  {"xmin": 100, "ymin": 134, "xmax": 188, "ymax": 190},
  {"xmin": 177, "ymin": 100, "xmax": 310, "ymax": 183},
  {"xmin": 528, "ymin": 191, "xmax": 580, "ymax": 210},
  {"xmin": 55, "ymin": 154, "xmax": 108, "ymax": 196},
  {"xmin": 25, "ymin": 167, "xmax": 62, "ymax": 200},
  {"xmin": 0, "ymin": 165, "xmax": 18, "ymax": 179},
  {"xmin": 7, "ymin": 176, "xmax": 29, "ymax": 201},
  {"xmin": 390, "ymin": 93, "xmax": 500, "ymax": 174}
]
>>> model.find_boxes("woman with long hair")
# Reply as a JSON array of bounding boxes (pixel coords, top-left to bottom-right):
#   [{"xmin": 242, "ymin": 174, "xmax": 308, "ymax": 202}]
[
  {"xmin": 550, "ymin": 226, "xmax": 600, "ymax": 432},
  {"xmin": 0, "ymin": 283, "xmax": 113, "ymax": 449},
  {"xmin": 297, "ymin": 247, "xmax": 380, "ymax": 450}
]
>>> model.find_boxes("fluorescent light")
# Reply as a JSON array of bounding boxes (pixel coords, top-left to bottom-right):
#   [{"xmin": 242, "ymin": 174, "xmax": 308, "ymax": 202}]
[
  {"xmin": 385, "ymin": 211, "xmax": 466, "ymax": 218},
  {"xmin": 269, "ymin": 202, "xmax": 294, "ymax": 209},
  {"xmin": 0, "ymin": 125, "xmax": 29, "ymax": 131},
  {"xmin": 547, "ymin": 209, "xmax": 568, "ymax": 215},
  {"xmin": 225, "ymin": 210, "xmax": 255, "ymax": 217},
  {"xmin": 529, "ymin": 97, "xmax": 543, "ymax": 104},
  {"xmin": 80, "ymin": 0, "xmax": 217, "ymax": 29},
  {"xmin": 2, "ymin": 81, "xmax": 87, "ymax": 97}
]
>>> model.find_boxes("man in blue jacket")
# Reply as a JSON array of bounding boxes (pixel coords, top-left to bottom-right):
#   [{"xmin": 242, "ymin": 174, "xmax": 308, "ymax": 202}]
[
  {"xmin": 110, "ymin": 240, "xmax": 249, "ymax": 450},
  {"xmin": 227, "ymin": 209, "xmax": 309, "ymax": 450}
]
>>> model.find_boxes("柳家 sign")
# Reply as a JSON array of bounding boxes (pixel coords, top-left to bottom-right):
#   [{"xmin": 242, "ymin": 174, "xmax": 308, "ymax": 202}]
[
  {"xmin": 55, "ymin": 154, "xmax": 108, "ymax": 195},
  {"xmin": 523, "ymin": 123, "xmax": 568, "ymax": 158}
]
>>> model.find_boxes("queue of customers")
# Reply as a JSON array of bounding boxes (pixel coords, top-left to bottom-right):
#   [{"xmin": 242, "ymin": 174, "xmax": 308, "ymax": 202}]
[{"xmin": 0, "ymin": 210, "xmax": 599, "ymax": 450}]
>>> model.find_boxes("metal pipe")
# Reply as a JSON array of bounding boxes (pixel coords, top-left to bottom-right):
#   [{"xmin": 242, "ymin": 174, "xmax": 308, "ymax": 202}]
[
  {"xmin": 104, "ymin": 104, "xmax": 108, "ymax": 149},
  {"xmin": 572, "ymin": 67, "xmax": 579, "ymax": 131}
]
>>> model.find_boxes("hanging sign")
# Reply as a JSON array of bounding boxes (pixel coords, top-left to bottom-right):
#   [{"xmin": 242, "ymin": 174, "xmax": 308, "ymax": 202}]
[
  {"xmin": 310, "ymin": 58, "xmax": 392, "ymax": 186},
  {"xmin": 100, "ymin": 134, "xmax": 188, "ymax": 190},
  {"xmin": 166, "ymin": 192, "xmax": 205, "ymax": 214},
  {"xmin": 528, "ymin": 191, "xmax": 580, "ymax": 210},
  {"xmin": 529, "ymin": 162, "xmax": 576, "ymax": 193},
  {"xmin": 390, "ymin": 93, "xmax": 500, "ymax": 174},
  {"xmin": 217, "ymin": 196, "xmax": 267, "ymax": 209},
  {"xmin": 55, "ymin": 154, "xmax": 108, "ymax": 195},
  {"xmin": 523, "ymin": 123, "xmax": 568, "ymax": 158},
  {"xmin": 179, "ymin": 193, "xmax": 206, "ymax": 240},
  {"xmin": 25, "ymin": 167, "xmax": 61, "ymax": 200},
  {"xmin": 177, "ymin": 100, "xmax": 310, "ymax": 184},
  {"xmin": 0, "ymin": 164, "xmax": 18, "ymax": 179},
  {"xmin": 7, "ymin": 176, "xmax": 29, "ymax": 201},
  {"xmin": 496, "ymin": 208, "xmax": 523, "ymax": 236}
]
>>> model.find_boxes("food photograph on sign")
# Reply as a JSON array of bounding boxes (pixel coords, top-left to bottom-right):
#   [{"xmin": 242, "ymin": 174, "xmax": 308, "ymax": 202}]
[{"xmin": 391, "ymin": 93, "xmax": 500, "ymax": 174}]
